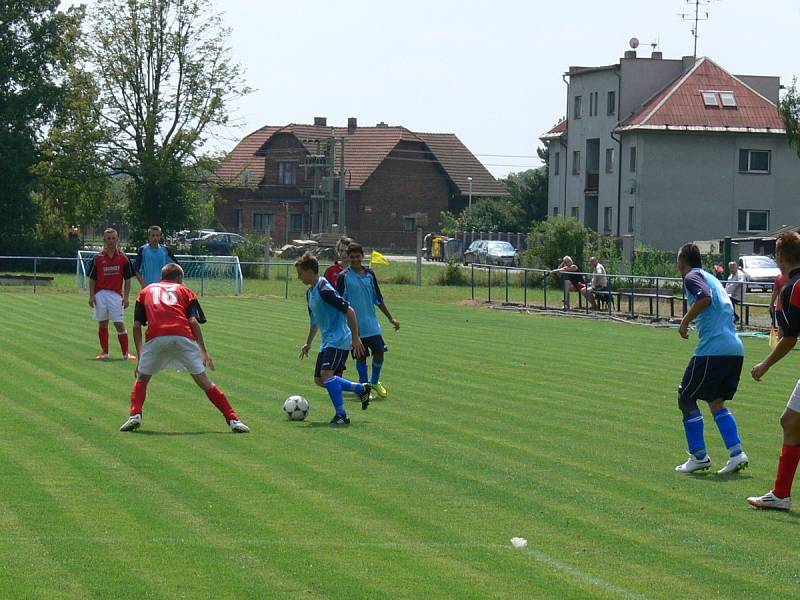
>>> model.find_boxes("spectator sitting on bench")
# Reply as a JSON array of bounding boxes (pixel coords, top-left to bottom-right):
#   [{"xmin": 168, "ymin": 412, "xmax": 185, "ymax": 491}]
[
  {"xmin": 551, "ymin": 256, "xmax": 584, "ymax": 309},
  {"xmin": 581, "ymin": 256, "xmax": 608, "ymax": 310},
  {"xmin": 725, "ymin": 260, "xmax": 746, "ymax": 323}
]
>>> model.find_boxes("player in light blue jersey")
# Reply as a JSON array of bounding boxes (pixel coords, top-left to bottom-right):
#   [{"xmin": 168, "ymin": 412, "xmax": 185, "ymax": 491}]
[
  {"xmin": 295, "ymin": 252, "xmax": 372, "ymax": 425},
  {"xmin": 675, "ymin": 243, "xmax": 748, "ymax": 475},
  {"xmin": 336, "ymin": 243, "xmax": 400, "ymax": 399},
  {"xmin": 135, "ymin": 225, "xmax": 179, "ymax": 287}
]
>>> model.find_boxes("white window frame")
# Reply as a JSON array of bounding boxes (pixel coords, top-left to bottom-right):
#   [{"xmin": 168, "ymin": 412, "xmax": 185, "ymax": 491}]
[
  {"xmin": 574, "ymin": 95, "xmax": 582, "ymax": 119},
  {"xmin": 739, "ymin": 149, "xmax": 771, "ymax": 174},
  {"xmin": 605, "ymin": 148, "xmax": 615, "ymax": 173},
  {"xmin": 607, "ymin": 90, "xmax": 616, "ymax": 115},
  {"xmin": 738, "ymin": 210, "xmax": 769, "ymax": 233},
  {"xmin": 572, "ymin": 150, "xmax": 581, "ymax": 175},
  {"xmin": 603, "ymin": 207, "xmax": 613, "ymax": 233}
]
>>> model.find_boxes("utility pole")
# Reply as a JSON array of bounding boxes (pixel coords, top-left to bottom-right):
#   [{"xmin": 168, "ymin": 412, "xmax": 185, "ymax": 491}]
[{"xmin": 338, "ymin": 137, "xmax": 346, "ymax": 234}]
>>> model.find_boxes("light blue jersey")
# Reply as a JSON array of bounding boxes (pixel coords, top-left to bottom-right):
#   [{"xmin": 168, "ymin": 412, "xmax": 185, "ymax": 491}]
[
  {"xmin": 336, "ymin": 267, "xmax": 383, "ymax": 338},
  {"xmin": 684, "ymin": 268, "xmax": 744, "ymax": 357},
  {"xmin": 136, "ymin": 244, "xmax": 178, "ymax": 285},
  {"xmin": 307, "ymin": 277, "xmax": 352, "ymax": 351}
]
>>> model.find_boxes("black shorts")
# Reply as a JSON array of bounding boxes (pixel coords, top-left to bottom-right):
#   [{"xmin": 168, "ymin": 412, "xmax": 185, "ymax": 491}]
[
  {"xmin": 315, "ymin": 348, "xmax": 349, "ymax": 378},
  {"xmin": 352, "ymin": 335, "xmax": 388, "ymax": 359},
  {"xmin": 679, "ymin": 355, "xmax": 744, "ymax": 403}
]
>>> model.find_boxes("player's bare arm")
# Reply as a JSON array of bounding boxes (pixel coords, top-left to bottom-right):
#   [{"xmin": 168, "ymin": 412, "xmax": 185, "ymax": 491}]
[
  {"xmin": 752, "ymin": 335, "xmax": 797, "ymax": 381},
  {"xmin": 347, "ymin": 307, "xmax": 366, "ymax": 356},
  {"xmin": 88, "ymin": 278, "xmax": 96, "ymax": 307},
  {"xmin": 679, "ymin": 297, "xmax": 711, "ymax": 339},
  {"xmin": 123, "ymin": 277, "xmax": 131, "ymax": 309},
  {"xmin": 189, "ymin": 316, "xmax": 215, "ymax": 370},
  {"xmin": 378, "ymin": 302, "xmax": 400, "ymax": 330},
  {"xmin": 300, "ymin": 325, "xmax": 318, "ymax": 359}
]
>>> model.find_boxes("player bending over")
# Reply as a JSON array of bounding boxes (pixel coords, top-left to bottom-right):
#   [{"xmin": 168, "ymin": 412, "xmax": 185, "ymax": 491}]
[
  {"xmin": 119, "ymin": 263, "xmax": 250, "ymax": 433},
  {"xmin": 88, "ymin": 228, "xmax": 136, "ymax": 361},
  {"xmin": 748, "ymin": 232, "xmax": 800, "ymax": 510},
  {"xmin": 675, "ymin": 243, "xmax": 748, "ymax": 474},
  {"xmin": 336, "ymin": 243, "xmax": 400, "ymax": 398},
  {"xmin": 296, "ymin": 252, "xmax": 372, "ymax": 425}
]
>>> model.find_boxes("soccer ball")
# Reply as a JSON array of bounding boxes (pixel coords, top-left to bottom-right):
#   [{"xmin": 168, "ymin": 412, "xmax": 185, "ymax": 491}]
[{"xmin": 283, "ymin": 395, "xmax": 309, "ymax": 421}]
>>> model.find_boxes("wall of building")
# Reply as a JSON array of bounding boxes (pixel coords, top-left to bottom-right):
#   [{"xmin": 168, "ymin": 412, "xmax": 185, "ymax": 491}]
[
  {"xmin": 735, "ymin": 75, "xmax": 781, "ymax": 103},
  {"xmin": 619, "ymin": 57, "xmax": 684, "ymax": 121}
]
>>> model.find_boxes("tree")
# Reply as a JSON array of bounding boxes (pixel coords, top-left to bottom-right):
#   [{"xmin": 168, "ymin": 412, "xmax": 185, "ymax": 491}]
[
  {"xmin": 85, "ymin": 0, "xmax": 250, "ymax": 238},
  {"xmin": 438, "ymin": 198, "xmax": 526, "ymax": 235},
  {"xmin": 780, "ymin": 78, "xmax": 800, "ymax": 157},
  {"xmin": 502, "ymin": 166, "xmax": 548, "ymax": 225},
  {"xmin": 0, "ymin": 1, "xmax": 83, "ymax": 241}
]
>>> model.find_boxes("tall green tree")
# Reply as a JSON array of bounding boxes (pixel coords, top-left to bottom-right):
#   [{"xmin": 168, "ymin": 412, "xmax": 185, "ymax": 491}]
[
  {"xmin": 85, "ymin": 0, "xmax": 250, "ymax": 238},
  {"xmin": 502, "ymin": 166, "xmax": 548, "ymax": 225},
  {"xmin": 438, "ymin": 198, "xmax": 526, "ymax": 235},
  {"xmin": 0, "ymin": 1, "xmax": 83, "ymax": 241},
  {"xmin": 780, "ymin": 78, "xmax": 800, "ymax": 157}
]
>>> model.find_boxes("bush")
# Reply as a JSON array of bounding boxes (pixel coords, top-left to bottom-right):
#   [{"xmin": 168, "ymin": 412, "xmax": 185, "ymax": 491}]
[
  {"xmin": 388, "ymin": 271, "xmax": 415, "ymax": 285},
  {"xmin": 527, "ymin": 216, "xmax": 588, "ymax": 270},
  {"xmin": 433, "ymin": 260, "xmax": 470, "ymax": 286},
  {"xmin": 0, "ymin": 233, "xmax": 82, "ymax": 272}
]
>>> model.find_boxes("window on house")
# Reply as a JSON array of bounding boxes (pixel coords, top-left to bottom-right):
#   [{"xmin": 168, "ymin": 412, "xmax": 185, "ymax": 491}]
[
  {"xmin": 403, "ymin": 216, "xmax": 416, "ymax": 232},
  {"xmin": 290, "ymin": 213, "xmax": 303, "ymax": 232},
  {"xmin": 738, "ymin": 210, "xmax": 769, "ymax": 233},
  {"xmin": 720, "ymin": 92, "xmax": 737, "ymax": 107},
  {"xmin": 605, "ymin": 148, "xmax": 615, "ymax": 173},
  {"xmin": 574, "ymin": 95, "xmax": 582, "ymax": 119},
  {"xmin": 554, "ymin": 152, "xmax": 560, "ymax": 176},
  {"xmin": 738, "ymin": 149, "xmax": 771, "ymax": 173},
  {"xmin": 627, "ymin": 206, "xmax": 635, "ymax": 233},
  {"xmin": 702, "ymin": 92, "xmax": 719, "ymax": 107},
  {"xmin": 607, "ymin": 91, "xmax": 616, "ymax": 115},
  {"xmin": 571, "ymin": 206, "xmax": 580, "ymax": 219},
  {"xmin": 603, "ymin": 207, "xmax": 613, "ymax": 233},
  {"xmin": 572, "ymin": 150, "xmax": 581, "ymax": 175},
  {"xmin": 629, "ymin": 146, "xmax": 637, "ymax": 172},
  {"xmin": 588, "ymin": 92, "xmax": 595, "ymax": 117},
  {"xmin": 553, "ymin": 206, "xmax": 559, "ymax": 217},
  {"xmin": 253, "ymin": 213, "xmax": 273, "ymax": 233},
  {"xmin": 278, "ymin": 161, "xmax": 297, "ymax": 185}
]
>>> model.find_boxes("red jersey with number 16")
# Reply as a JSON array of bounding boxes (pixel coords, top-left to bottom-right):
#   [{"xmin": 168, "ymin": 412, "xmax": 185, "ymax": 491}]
[{"xmin": 134, "ymin": 282, "xmax": 206, "ymax": 342}]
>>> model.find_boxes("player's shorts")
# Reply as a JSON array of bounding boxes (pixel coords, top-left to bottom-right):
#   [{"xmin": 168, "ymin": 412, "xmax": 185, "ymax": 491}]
[
  {"xmin": 352, "ymin": 335, "xmax": 388, "ymax": 358},
  {"xmin": 678, "ymin": 355, "xmax": 744, "ymax": 404},
  {"xmin": 93, "ymin": 289, "xmax": 124, "ymax": 322},
  {"xmin": 786, "ymin": 380, "xmax": 800, "ymax": 413},
  {"xmin": 315, "ymin": 347, "xmax": 349, "ymax": 378},
  {"xmin": 138, "ymin": 335, "xmax": 205, "ymax": 375}
]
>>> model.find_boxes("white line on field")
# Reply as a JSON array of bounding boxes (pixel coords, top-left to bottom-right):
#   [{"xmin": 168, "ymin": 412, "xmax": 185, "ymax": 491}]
[{"xmin": 3, "ymin": 534, "xmax": 652, "ymax": 599}]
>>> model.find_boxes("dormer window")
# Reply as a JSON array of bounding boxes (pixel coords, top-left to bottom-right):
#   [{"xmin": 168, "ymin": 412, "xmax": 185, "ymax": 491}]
[
  {"xmin": 720, "ymin": 92, "xmax": 737, "ymax": 107},
  {"xmin": 702, "ymin": 92, "xmax": 719, "ymax": 107}
]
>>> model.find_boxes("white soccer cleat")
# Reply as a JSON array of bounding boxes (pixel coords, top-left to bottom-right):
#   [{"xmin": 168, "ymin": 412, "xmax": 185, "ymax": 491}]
[
  {"xmin": 717, "ymin": 452, "xmax": 749, "ymax": 474},
  {"xmin": 675, "ymin": 455, "xmax": 712, "ymax": 473},
  {"xmin": 119, "ymin": 414, "xmax": 142, "ymax": 432},
  {"xmin": 747, "ymin": 491, "xmax": 791, "ymax": 511},
  {"xmin": 229, "ymin": 419, "xmax": 250, "ymax": 433}
]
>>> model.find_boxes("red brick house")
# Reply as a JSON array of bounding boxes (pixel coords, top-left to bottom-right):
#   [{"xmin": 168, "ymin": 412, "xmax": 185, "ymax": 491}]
[{"xmin": 211, "ymin": 118, "xmax": 509, "ymax": 249}]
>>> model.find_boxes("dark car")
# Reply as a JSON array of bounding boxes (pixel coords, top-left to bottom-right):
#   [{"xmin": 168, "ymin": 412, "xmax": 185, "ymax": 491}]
[
  {"xmin": 463, "ymin": 240, "xmax": 519, "ymax": 266},
  {"xmin": 192, "ymin": 231, "xmax": 246, "ymax": 255}
]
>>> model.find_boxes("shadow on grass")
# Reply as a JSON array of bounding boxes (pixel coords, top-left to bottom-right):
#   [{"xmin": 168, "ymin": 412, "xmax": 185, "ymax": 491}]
[
  {"xmin": 133, "ymin": 430, "xmax": 228, "ymax": 436},
  {"xmin": 684, "ymin": 472, "xmax": 754, "ymax": 482},
  {"xmin": 300, "ymin": 420, "xmax": 372, "ymax": 429}
]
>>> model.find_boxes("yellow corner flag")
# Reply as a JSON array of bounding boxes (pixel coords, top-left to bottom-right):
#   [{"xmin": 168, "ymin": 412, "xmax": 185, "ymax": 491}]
[{"xmin": 370, "ymin": 250, "xmax": 390, "ymax": 266}]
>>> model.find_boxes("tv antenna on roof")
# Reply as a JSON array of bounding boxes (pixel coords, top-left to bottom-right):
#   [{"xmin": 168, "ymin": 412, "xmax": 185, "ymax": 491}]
[{"xmin": 679, "ymin": 0, "xmax": 714, "ymax": 59}]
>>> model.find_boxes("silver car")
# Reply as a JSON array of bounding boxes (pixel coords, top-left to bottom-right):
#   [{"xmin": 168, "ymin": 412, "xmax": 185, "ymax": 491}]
[
  {"xmin": 738, "ymin": 255, "xmax": 781, "ymax": 291},
  {"xmin": 463, "ymin": 240, "xmax": 519, "ymax": 266}
]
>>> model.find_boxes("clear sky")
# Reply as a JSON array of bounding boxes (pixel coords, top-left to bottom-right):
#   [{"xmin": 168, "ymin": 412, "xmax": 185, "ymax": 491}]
[{"xmin": 62, "ymin": 0, "xmax": 800, "ymax": 177}]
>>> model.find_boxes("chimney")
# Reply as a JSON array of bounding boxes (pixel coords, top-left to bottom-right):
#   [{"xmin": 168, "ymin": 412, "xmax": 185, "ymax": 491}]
[
  {"xmin": 313, "ymin": 116, "xmax": 327, "ymax": 126},
  {"xmin": 347, "ymin": 117, "xmax": 358, "ymax": 131},
  {"xmin": 651, "ymin": 51, "xmax": 663, "ymax": 60},
  {"xmin": 623, "ymin": 50, "xmax": 637, "ymax": 59},
  {"xmin": 376, "ymin": 121, "xmax": 389, "ymax": 128},
  {"xmin": 682, "ymin": 56, "xmax": 696, "ymax": 72}
]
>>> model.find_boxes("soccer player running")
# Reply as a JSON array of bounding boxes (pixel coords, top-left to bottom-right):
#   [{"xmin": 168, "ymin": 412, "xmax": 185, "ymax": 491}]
[
  {"xmin": 336, "ymin": 243, "xmax": 400, "ymax": 399},
  {"xmin": 88, "ymin": 228, "xmax": 136, "ymax": 361},
  {"xmin": 119, "ymin": 263, "xmax": 250, "ymax": 433},
  {"xmin": 135, "ymin": 225, "xmax": 179, "ymax": 287},
  {"xmin": 675, "ymin": 243, "xmax": 749, "ymax": 474},
  {"xmin": 296, "ymin": 252, "xmax": 372, "ymax": 425},
  {"xmin": 748, "ymin": 232, "xmax": 800, "ymax": 510}
]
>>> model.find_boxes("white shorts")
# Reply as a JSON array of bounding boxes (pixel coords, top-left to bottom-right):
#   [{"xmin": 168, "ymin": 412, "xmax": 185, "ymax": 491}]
[
  {"xmin": 93, "ymin": 289, "xmax": 124, "ymax": 323},
  {"xmin": 787, "ymin": 381, "xmax": 800, "ymax": 413},
  {"xmin": 138, "ymin": 336, "xmax": 205, "ymax": 375}
]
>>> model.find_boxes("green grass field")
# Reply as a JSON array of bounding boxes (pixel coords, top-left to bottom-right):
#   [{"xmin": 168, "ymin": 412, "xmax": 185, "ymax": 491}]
[{"xmin": 1, "ymin": 284, "xmax": 799, "ymax": 599}]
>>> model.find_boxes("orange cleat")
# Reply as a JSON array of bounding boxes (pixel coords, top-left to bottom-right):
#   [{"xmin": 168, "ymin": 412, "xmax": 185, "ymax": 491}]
[
  {"xmin": 123, "ymin": 353, "xmax": 137, "ymax": 361},
  {"xmin": 95, "ymin": 353, "xmax": 110, "ymax": 361}
]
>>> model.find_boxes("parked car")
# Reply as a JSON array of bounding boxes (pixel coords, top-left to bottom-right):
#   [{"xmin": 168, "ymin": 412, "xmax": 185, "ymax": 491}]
[
  {"xmin": 463, "ymin": 240, "xmax": 519, "ymax": 266},
  {"xmin": 738, "ymin": 255, "xmax": 781, "ymax": 291},
  {"xmin": 190, "ymin": 231, "xmax": 246, "ymax": 255}
]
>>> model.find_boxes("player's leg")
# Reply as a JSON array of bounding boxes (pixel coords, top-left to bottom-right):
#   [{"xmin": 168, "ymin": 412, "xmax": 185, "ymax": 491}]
[
  {"xmin": 112, "ymin": 320, "xmax": 134, "ymax": 360},
  {"xmin": 96, "ymin": 318, "xmax": 110, "ymax": 359},
  {"xmin": 120, "ymin": 372, "xmax": 150, "ymax": 431},
  {"xmin": 356, "ymin": 355, "xmax": 369, "ymax": 384},
  {"xmin": 709, "ymin": 357, "xmax": 748, "ymax": 473},
  {"xmin": 675, "ymin": 357, "xmax": 712, "ymax": 473},
  {"xmin": 371, "ymin": 341, "xmax": 388, "ymax": 398},
  {"xmin": 319, "ymin": 350, "xmax": 371, "ymax": 422},
  {"xmin": 748, "ymin": 384, "xmax": 800, "ymax": 510}
]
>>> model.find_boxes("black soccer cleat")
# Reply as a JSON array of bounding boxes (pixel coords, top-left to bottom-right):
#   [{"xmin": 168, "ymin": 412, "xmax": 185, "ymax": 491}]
[
  {"xmin": 330, "ymin": 414, "xmax": 351, "ymax": 425},
  {"xmin": 359, "ymin": 383, "xmax": 372, "ymax": 410}
]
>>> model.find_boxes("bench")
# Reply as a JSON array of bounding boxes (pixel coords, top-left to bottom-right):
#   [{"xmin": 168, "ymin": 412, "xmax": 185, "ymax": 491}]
[{"xmin": 0, "ymin": 274, "xmax": 54, "ymax": 286}]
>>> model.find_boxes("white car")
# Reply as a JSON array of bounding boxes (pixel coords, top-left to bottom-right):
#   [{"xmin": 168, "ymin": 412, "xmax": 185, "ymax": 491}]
[{"xmin": 738, "ymin": 255, "xmax": 781, "ymax": 291}]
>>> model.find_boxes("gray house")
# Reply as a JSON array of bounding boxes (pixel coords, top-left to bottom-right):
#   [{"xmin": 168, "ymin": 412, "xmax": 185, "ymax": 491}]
[{"xmin": 541, "ymin": 51, "xmax": 800, "ymax": 250}]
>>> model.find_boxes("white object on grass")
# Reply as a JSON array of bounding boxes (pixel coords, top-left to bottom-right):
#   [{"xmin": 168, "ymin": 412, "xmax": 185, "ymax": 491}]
[{"xmin": 510, "ymin": 537, "xmax": 528, "ymax": 549}]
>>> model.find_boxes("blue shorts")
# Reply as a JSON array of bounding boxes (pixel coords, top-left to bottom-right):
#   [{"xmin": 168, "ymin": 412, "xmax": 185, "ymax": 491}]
[
  {"xmin": 353, "ymin": 335, "xmax": 387, "ymax": 359},
  {"xmin": 315, "ymin": 348, "xmax": 349, "ymax": 378},
  {"xmin": 679, "ymin": 355, "xmax": 743, "ymax": 403}
]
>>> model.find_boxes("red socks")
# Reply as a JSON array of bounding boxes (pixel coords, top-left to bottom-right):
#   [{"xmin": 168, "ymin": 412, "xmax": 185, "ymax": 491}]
[
  {"xmin": 206, "ymin": 386, "xmax": 237, "ymax": 421},
  {"xmin": 98, "ymin": 326, "xmax": 109, "ymax": 354},
  {"xmin": 118, "ymin": 332, "xmax": 129, "ymax": 355},
  {"xmin": 773, "ymin": 444, "xmax": 800, "ymax": 498},
  {"xmin": 130, "ymin": 380, "xmax": 147, "ymax": 416}
]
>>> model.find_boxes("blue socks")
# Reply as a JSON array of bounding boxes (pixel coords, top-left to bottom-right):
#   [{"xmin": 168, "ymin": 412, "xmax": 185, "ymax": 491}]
[
  {"xmin": 370, "ymin": 360, "xmax": 383, "ymax": 385},
  {"xmin": 713, "ymin": 408, "xmax": 743, "ymax": 457},
  {"xmin": 332, "ymin": 376, "xmax": 364, "ymax": 394},
  {"xmin": 683, "ymin": 409, "xmax": 707, "ymax": 460},
  {"xmin": 323, "ymin": 377, "xmax": 346, "ymax": 416},
  {"xmin": 356, "ymin": 361, "xmax": 369, "ymax": 384}
]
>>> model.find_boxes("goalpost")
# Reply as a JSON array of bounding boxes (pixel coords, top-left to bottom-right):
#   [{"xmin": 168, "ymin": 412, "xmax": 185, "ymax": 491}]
[{"xmin": 76, "ymin": 251, "xmax": 244, "ymax": 295}]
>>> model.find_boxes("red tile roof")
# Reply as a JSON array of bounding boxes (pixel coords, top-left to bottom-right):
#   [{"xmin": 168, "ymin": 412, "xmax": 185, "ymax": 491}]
[
  {"xmin": 213, "ymin": 123, "xmax": 509, "ymax": 197},
  {"xmin": 540, "ymin": 119, "xmax": 567, "ymax": 140},
  {"xmin": 619, "ymin": 57, "xmax": 785, "ymax": 133}
]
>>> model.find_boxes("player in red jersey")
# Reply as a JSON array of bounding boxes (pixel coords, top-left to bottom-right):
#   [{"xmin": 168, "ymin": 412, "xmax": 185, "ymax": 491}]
[
  {"xmin": 119, "ymin": 263, "xmax": 250, "ymax": 433},
  {"xmin": 88, "ymin": 228, "xmax": 135, "ymax": 361},
  {"xmin": 323, "ymin": 236, "xmax": 354, "ymax": 287}
]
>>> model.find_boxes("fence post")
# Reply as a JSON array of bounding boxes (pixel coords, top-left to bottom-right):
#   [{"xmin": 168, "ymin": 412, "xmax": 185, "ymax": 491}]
[
  {"xmin": 285, "ymin": 264, "xmax": 290, "ymax": 299},
  {"xmin": 629, "ymin": 276, "xmax": 634, "ymax": 318},
  {"xmin": 523, "ymin": 270, "xmax": 528, "ymax": 307},
  {"xmin": 33, "ymin": 257, "xmax": 38, "ymax": 294},
  {"xmin": 200, "ymin": 259, "xmax": 206, "ymax": 297},
  {"xmin": 505, "ymin": 267, "xmax": 509, "ymax": 303},
  {"xmin": 416, "ymin": 227, "xmax": 423, "ymax": 286},
  {"xmin": 263, "ymin": 238, "xmax": 271, "ymax": 280},
  {"xmin": 488, "ymin": 265, "xmax": 492, "ymax": 303},
  {"xmin": 543, "ymin": 271, "xmax": 548, "ymax": 309},
  {"xmin": 471, "ymin": 264, "xmax": 475, "ymax": 301},
  {"xmin": 655, "ymin": 276, "xmax": 660, "ymax": 320}
]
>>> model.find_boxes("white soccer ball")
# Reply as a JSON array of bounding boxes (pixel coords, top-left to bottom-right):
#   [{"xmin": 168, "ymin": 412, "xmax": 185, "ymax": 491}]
[{"xmin": 283, "ymin": 395, "xmax": 309, "ymax": 421}]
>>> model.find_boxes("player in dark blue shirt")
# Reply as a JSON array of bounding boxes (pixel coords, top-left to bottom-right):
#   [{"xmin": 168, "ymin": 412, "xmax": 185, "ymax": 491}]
[
  {"xmin": 295, "ymin": 252, "xmax": 372, "ymax": 425},
  {"xmin": 675, "ymin": 243, "xmax": 748, "ymax": 475}
]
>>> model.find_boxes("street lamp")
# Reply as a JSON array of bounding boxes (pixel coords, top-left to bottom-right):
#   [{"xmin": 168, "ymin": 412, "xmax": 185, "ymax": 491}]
[{"xmin": 467, "ymin": 176, "xmax": 473, "ymax": 209}]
